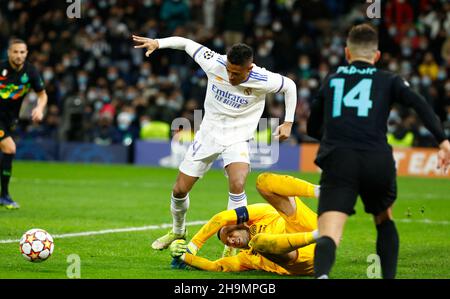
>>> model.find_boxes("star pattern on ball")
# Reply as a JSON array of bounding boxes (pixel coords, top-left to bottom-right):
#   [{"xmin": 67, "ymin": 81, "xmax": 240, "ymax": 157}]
[
  {"xmin": 26, "ymin": 234, "xmax": 35, "ymax": 243},
  {"xmin": 43, "ymin": 239, "xmax": 52, "ymax": 250},
  {"xmin": 29, "ymin": 251, "xmax": 40, "ymax": 260}
]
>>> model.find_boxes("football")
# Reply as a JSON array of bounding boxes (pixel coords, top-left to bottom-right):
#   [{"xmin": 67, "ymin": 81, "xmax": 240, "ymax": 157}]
[{"xmin": 19, "ymin": 229, "xmax": 54, "ymax": 262}]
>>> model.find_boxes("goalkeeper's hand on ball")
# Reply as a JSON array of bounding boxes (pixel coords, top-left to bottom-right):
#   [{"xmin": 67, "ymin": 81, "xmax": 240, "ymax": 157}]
[{"xmin": 170, "ymin": 239, "xmax": 187, "ymax": 259}]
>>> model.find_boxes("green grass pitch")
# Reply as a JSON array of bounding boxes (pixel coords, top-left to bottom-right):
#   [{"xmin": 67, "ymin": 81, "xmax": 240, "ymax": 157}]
[{"xmin": 0, "ymin": 161, "xmax": 448, "ymax": 279}]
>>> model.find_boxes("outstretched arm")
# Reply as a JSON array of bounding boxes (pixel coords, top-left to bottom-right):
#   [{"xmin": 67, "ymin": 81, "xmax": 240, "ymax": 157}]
[
  {"xmin": 188, "ymin": 204, "xmax": 274, "ymax": 252},
  {"xmin": 393, "ymin": 76, "xmax": 450, "ymax": 173},
  {"xmin": 181, "ymin": 252, "xmax": 251, "ymax": 272},
  {"xmin": 133, "ymin": 35, "xmax": 202, "ymax": 57},
  {"xmin": 189, "ymin": 209, "xmax": 238, "ymax": 251}
]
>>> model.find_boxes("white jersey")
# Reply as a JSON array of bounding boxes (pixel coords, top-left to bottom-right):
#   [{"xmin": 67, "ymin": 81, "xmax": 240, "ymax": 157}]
[{"xmin": 157, "ymin": 37, "xmax": 297, "ymax": 146}]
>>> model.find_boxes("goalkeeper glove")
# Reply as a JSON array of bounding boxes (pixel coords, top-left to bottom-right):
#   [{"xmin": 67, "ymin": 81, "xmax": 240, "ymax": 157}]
[{"xmin": 169, "ymin": 239, "xmax": 187, "ymax": 258}]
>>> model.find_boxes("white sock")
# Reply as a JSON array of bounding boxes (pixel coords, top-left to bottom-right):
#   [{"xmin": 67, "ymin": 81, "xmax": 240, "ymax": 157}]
[
  {"xmin": 227, "ymin": 191, "xmax": 247, "ymax": 210},
  {"xmin": 171, "ymin": 193, "xmax": 189, "ymax": 235},
  {"xmin": 312, "ymin": 229, "xmax": 320, "ymax": 241},
  {"xmin": 314, "ymin": 185, "xmax": 321, "ymax": 198}
]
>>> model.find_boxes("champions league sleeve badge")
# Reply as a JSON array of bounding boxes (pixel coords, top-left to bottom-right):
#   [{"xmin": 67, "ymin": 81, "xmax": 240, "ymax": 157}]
[{"xmin": 203, "ymin": 50, "xmax": 215, "ymax": 60}]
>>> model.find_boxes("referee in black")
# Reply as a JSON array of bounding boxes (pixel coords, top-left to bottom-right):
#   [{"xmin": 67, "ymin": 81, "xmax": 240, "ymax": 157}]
[
  {"xmin": 307, "ymin": 24, "xmax": 450, "ymax": 279},
  {"xmin": 0, "ymin": 38, "xmax": 48, "ymax": 209}
]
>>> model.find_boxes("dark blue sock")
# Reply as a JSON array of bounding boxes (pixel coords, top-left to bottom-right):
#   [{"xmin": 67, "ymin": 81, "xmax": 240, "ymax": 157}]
[
  {"xmin": 314, "ymin": 236, "xmax": 336, "ymax": 278},
  {"xmin": 376, "ymin": 220, "xmax": 399, "ymax": 279},
  {"xmin": 1, "ymin": 154, "xmax": 14, "ymax": 197}
]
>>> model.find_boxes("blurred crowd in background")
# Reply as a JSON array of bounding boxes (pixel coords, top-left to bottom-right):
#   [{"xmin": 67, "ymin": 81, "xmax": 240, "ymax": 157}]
[{"xmin": 0, "ymin": 0, "xmax": 449, "ymax": 148}]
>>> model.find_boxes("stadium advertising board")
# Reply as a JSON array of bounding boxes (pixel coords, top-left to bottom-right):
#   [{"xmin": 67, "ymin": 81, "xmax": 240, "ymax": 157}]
[{"xmin": 300, "ymin": 143, "xmax": 450, "ymax": 178}]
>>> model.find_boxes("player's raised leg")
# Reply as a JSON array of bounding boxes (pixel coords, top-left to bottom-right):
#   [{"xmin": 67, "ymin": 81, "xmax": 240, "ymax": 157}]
[
  {"xmin": 0, "ymin": 136, "xmax": 19, "ymax": 209},
  {"xmin": 249, "ymin": 231, "xmax": 318, "ymax": 256},
  {"xmin": 151, "ymin": 171, "xmax": 198, "ymax": 250},
  {"xmin": 256, "ymin": 172, "xmax": 319, "ymax": 213}
]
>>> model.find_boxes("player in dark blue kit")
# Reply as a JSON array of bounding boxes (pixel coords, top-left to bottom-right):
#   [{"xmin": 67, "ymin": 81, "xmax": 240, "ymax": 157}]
[
  {"xmin": 307, "ymin": 24, "xmax": 450, "ymax": 279},
  {"xmin": 0, "ymin": 39, "xmax": 48, "ymax": 209}
]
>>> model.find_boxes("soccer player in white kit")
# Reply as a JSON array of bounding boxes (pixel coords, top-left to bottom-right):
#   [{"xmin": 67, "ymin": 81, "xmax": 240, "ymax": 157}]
[{"xmin": 132, "ymin": 35, "xmax": 297, "ymax": 255}]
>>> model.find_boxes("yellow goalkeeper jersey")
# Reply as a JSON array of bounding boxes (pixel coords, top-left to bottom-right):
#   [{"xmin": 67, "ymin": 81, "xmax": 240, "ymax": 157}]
[{"xmin": 187, "ymin": 198, "xmax": 317, "ymax": 275}]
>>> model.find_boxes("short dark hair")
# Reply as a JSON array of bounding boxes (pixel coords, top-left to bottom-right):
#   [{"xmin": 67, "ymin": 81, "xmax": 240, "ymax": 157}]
[
  {"xmin": 347, "ymin": 23, "xmax": 378, "ymax": 47},
  {"xmin": 8, "ymin": 38, "xmax": 27, "ymax": 49},
  {"xmin": 227, "ymin": 44, "xmax": 253, "ymax": 66}
]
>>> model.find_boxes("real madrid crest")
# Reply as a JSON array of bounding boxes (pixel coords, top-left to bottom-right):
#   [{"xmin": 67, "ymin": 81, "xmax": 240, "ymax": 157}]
[
  {"xmin": 1, "ymin": 69, "xmax": 7, "ymax": 77},
  {"xmin": 244, "ymin": 87, "xmax": 252, "ymax": 96}
]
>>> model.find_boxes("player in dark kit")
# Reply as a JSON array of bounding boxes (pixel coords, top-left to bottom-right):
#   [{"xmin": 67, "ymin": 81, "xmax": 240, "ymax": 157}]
[
  {"xmin": 0, "ymin": 39, "xmax": 48, "ymax": 209},
  {"xmin": 307, "ymin": 24, "xmax": 450, "ymax": 279}
]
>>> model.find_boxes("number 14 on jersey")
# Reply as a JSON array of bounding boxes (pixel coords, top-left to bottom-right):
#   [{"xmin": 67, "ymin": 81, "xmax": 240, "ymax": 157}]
[{"xmin": 330, "ymin": 78, "xmax": 373, "ymax": 118}]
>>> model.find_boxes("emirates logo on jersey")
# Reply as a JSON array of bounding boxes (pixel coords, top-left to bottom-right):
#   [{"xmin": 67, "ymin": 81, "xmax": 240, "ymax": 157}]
[{"xmin": 244, "ymin": 88, "xmax": 252, "ymax": 96}]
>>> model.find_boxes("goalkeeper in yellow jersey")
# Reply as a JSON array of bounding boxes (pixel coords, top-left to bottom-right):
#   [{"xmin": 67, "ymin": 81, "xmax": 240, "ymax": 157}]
[{"xmin": 169, "ymin": 172, "xmax": 320, "ymax": 276}]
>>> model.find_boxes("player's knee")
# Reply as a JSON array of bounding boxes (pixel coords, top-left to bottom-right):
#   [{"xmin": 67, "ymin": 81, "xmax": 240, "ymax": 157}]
[
  {"xmin": 172, "ymin": 182, "xmax": 190, "ymax": 198},
  {"xmin": 229, "ymin": 177, "xmax": 245, "ymax": 194},
  {"xmin": 2, "ymin": 143, "xmax": 16, "ymax": 155},
  {"xmin": 256, "ymin": 172, "xmax": 272, "ymax": 193},
  {"xmin": 374, "ymin": 208, "xmax": 393, "ymax": 225}
]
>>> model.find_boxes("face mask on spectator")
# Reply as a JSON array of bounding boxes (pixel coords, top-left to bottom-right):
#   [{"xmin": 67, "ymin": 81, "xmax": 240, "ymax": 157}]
[
  {"xmin": 437, "ymin": 69, "xmax": 447, "ymax": 81},
  {"xmin": 388, "ymin": 27, "xmax": 397, "ymax": 36},
  {"xmin": 87, "ymin": 90, "xmax": 97, "ymax": 101},
  {"xmin": 411, "ymin": 76, "xmax": 420, "ymax": 86},
  {"xmin": 168, "ymin": 73, "xmax": 178, "ymax": 84},
  {"xmin": 299, "ymin": 62, "xmax": 309, "ymax": 70},
  {"xmin": 401, "ymin": 47, "xmax": 412, "ymax": 57},
  {"xmin": 275, "ymin": 93, "xmax": 284, "ymax": 103},
  {"xmin": 418, "ymin": 126, "xmax": 431, "ymax": 136},
  {"xmin": 94, "ymin": 101, "xmax": 103, "ymax": 111},
  {"xmin": 388, "ymin": 62, "xmax": 399, "ymax": 72},
  {"xmin": 140, "ymin": 68, "xmax": 150, "ymax": 77},
  {"xmin": 126, "ymin": 92, "xmax": 137, "ymax": 101},
  {"xmin": 93, "ymin": 19, "xmax": 101, "ymax": 28},
  {"xmin": 272, "ymin": 21, "xmax": 282, "ymax": 32},
  {"xmin": 329, "ymin": 55, "xmax": 339, "ymax": 66},
  {"xmin": 299, "ymin": 88, "xmax": 310, "ymax": 99},
  {"xmin": 387, "ymin": 124, "xmax": 397, "ymax": 133},
  {"xmin": 213, "ymin": 38, "xmax": 224, "ymax": 49},
  {"xmin": 421, "ymin": 76, "xmax": 432, "ymax": 87},
  {"xmin": 258, "ymin": 47, "xmax": 269, "ymax": 57},
  {"xmin": 292, "ymin": 12, "xmax": 301, "ymax": 24},
  {"xmin": 107, "ymin": 72, "xmax": 118, "ymax": 81},
  {"xmin": 118, "ymin": 112, "xmax": 134, "ymax": 131},
  {"xmin": 43, "ymin": 70, "xmax": 54, "ymax": 81},
  {"xmin": 78, "ymin": 75, "xmax": 88, "ymax": 84}
]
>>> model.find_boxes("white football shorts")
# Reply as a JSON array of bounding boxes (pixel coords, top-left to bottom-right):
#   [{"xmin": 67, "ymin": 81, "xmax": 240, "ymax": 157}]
[{"xmin": 179, "ymin": 131, "xmax": 250, "ymax": 178}]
